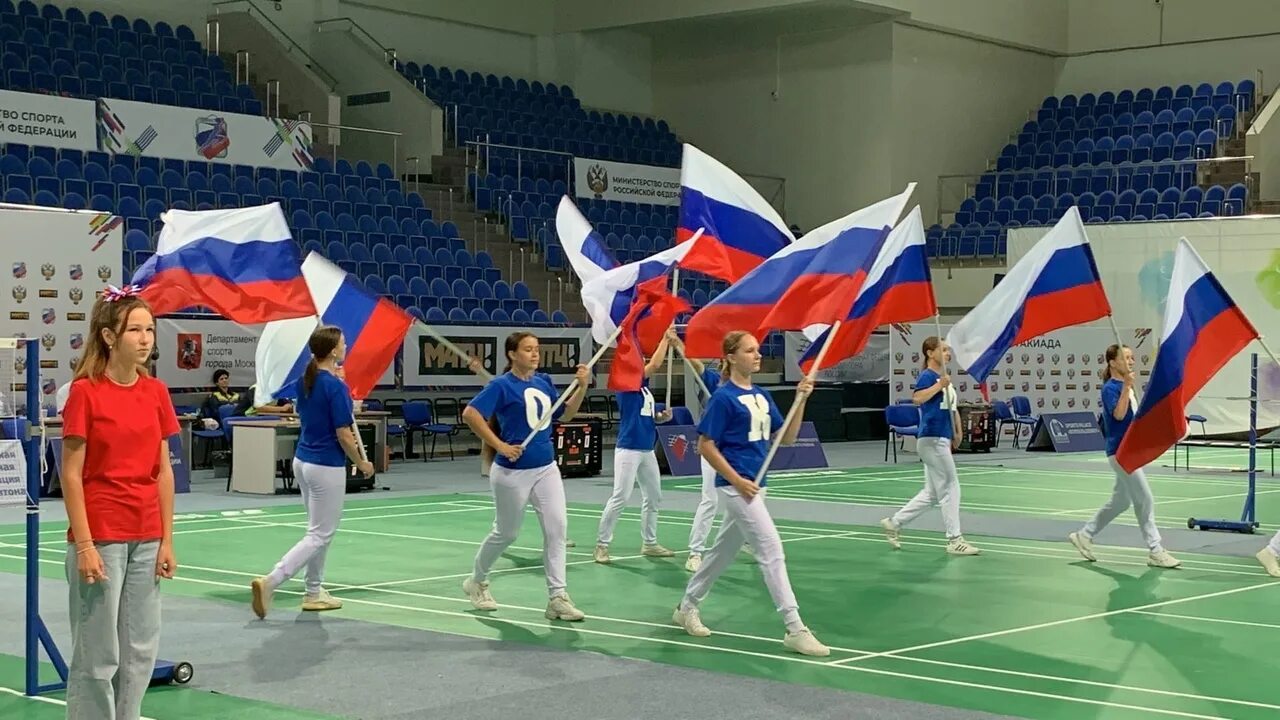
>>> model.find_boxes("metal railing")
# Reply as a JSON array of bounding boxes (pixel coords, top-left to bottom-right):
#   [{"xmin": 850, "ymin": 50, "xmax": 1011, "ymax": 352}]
[
  {"xmin": 937, "ymin": 154, "xmax": 1255, "ymax": 227},
  {"xmin": 296, "ymin": 115, "xmax": 403, "ymax": 180},
  {"xmin": 315, "ymin": 17, "xmax": 398, "ymax": 67},
  {"xmin": 207, "ymin": 0, "xmax": 338, "ymax": 90}
]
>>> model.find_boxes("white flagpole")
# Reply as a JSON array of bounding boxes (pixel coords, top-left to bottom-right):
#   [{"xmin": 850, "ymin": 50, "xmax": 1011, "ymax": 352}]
[
  {"xmin": 415, "ymin": 320, "xmax": 493, "ymax": 381},
  {"xmin": 519, "ymin": 324, "xmax": 623, "ymax": 447},
  {"xmin": 664, "ymin": 268, "xmax": 679, "ymax": 408},
  {"xmin": 754, "ymin": 320, "xmax": 841, "ymax": 486}
]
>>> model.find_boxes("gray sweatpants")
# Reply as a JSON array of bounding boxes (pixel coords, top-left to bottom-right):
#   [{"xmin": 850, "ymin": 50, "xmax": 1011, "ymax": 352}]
[
  {"xmin": 64, "ymin": 540, "xmax": 161, "ymax": 720},
  {"xmin": 1081, "ymin": 456, "xmax": 1164, "ymax": 553},
  {"xmin": 472, "ymin": 461, "xmax": 568, "ymax": 597}
]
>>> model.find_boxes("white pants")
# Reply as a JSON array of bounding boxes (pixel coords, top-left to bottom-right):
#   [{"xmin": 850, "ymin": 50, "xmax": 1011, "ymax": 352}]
[
  {"xmin": 267, "ymin": 459, "xmax": 346, "ymax": 594},
  {"xmin": 1269, "ymin": 529, "xmax": 1280, "ymax": 557},
  {"xmin": 891, "ymin": 436, "xmax": 962, "ymax": 539},
  {"xmin": 682, "ymin": 488, "xmax": 801, "ymax": 628},
  {"xmin": 687, "ymin": 458, "xmax": 719, "ymax": 554},
  {"xmin": 1081, "ymin": 457, "xmax": 1164, "ymax": 552},
  {"xmin": 472, "ymin": 461, "xmax": 568, "ymax": 597},
  {"xmin": 597, "ymin": 448, "xmax": 662, "ymax": 545}
]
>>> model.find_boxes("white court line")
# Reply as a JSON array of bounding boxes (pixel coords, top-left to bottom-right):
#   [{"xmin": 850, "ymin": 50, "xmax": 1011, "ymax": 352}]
[
  {"xmin": 0, "ymin": 686, "xmax": 160, "ymax": 719},
  {"xmin": 1048, "ymin": 488, "xmax": 1280, "ymax": 516},
  {"xmin": 827, "ymin": 579, "xmax": 1280, "ymax": 666},
  {"xmin": 1130, "ymin": 610, "xmax": 1280, "ymax": 631}
]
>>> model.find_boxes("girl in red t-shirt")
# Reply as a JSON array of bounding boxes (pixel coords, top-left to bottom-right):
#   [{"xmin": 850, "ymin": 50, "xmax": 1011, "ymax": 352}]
[{"xmin": 61, "ymin": 286, "xmax": 179, "ymax": 720}]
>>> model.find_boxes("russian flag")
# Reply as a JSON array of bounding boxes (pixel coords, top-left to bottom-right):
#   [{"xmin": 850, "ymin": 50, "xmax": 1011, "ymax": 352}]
[
  {"xmin": 947, "ymin": 207, "xmax": 1110, "ymax": 384},
  {"xmin": 677, "ymin": 143, "xmax": 794, "ymax": 283},
  {"xmin": 684, "ymin": 186, "xmax": 914, "ymax": 358},
  {"xmin": 255, "ymin": 253, "xmax": 413, "ymax": 402},
  {"xmin": 1116, "ymin": 239, "xmax": 1259, "ymax": 473},
  {"xmin": 606, "ymin": 276, "xmax": 690, "ymax": 392},
  {"xmin": 556, "ymin": 196, "xmax": 620, "ymax": 287},
  {"xmin": 132, "ymin": 203, "xmax": 315, "ymax": 323},
  {"xmin": 580, "ymin": 235, "xmax": 704, "ymax": 348},
  {"xmin": 799, "ymin": 206, "xmax": 936, "ymax": 373}
]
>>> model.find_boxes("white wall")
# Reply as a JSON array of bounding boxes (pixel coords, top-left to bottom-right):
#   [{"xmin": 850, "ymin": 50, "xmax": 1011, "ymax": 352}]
[
  {"xmin": 540, "ymin": 29, "xmax": 653, "ymax": 116},
  {"xmin": 890, "ymin": 24, "xmax": 1055, "ymax": 224},
  {"xmin": 653, "ymin": 20, "xmax": 895, "ymax": 229},
  {"xmin": 931, "ymin": 266, "xmax": 1002, "ymax": 310}
]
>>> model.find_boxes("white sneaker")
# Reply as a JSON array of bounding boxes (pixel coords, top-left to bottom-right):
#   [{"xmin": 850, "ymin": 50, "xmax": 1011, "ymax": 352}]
[
  {"xmin": 462, "ymin": 577, "xmax": 498, "ymax": 610},
  {"xmin": 672, "ymin": 605, "xmax": 711, "ymax": 637},
  {"xmin": 593, "ymin": 543, "xmax": 611, "ymax": 564},
  {"xmin": 880, "ymin": 518, "xmax": 901, "ymax": 550},
  {"xmin": 784, "ymin": 627, "xmax": 830, "ymax": 657},
  {"xmin": 545, "ymin": 593, "xmax": 585, "ymax": 621},
  {"xmin": 1068, "ymin": 532, "xmax": 1097, "ymax": 562},
  {"xmin": 685, "ymin": 553, "xmax": 702, "ymax": 572},
  {"xmin": 1148, "ymin": 550, "xmax": 1181, "ymax": 569},
  {"xmin": 565, "ymin": 539, "xmax": 577, "ymax": 548},
  {"xmin": 946, "ymin": 537, "xmax": 981, "ymax": 556},
  {"xmin": 642, "ymin": 543, "xmax": 675, "ymax": 557},
  {"xmin": 250, "ymin": 577, "xmax": 273, "ymax": 619},
  {"xmin": 301, "ymin": 588, "xmax": 342, "ymax": 611},
  {"xmin": 1256, "ymin": 547, "xmax": 1280, "ymax": 578}
]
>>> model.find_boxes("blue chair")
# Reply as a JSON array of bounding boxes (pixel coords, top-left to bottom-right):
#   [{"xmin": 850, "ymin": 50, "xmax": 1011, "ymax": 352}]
[
  {"xmin": 401, "ymin": 400, "xmax": 456, "ymax": 460},
  {"xmin": 1008, "ymin": 395, "xmax": 1038, "ymax": 444},
  {"xmin": 885, "ymin": 404, "xmax": 919, "ymax": 463},
  {"xmin": 1186, "ymin": 414, "xmax": 1208, "ymax": 437},
  {"xmin": 192, "ymin": 403, "xmax": 234, "ymax": 468}
]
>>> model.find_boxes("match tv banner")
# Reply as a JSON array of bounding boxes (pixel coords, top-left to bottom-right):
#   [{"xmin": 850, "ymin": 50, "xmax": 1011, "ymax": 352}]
[
  {"xmin": 0, "ymin": 90, "xmax": 96, "ymax": 151},
  {"xmin": 573, "ymin": 157, "xmax": 680, "ymax": 207},
  {"xmin": 156, "ymin": 318, "xmax": 395, "ymax": 391},
  {"xmin": 402, "ymin": 324, "xmax": 592, "ymax": 387},
  {"xmin": 96, "ymin": 98, "xmax": 314, "ymax": 171}
]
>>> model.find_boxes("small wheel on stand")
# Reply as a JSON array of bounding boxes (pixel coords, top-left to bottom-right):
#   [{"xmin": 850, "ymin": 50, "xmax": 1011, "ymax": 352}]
[
  {"xmin": 1187, "ymin": 517, "xmax": 1196, "ymax": 530},
  {"xmin": 173, "ymin": 662, "xmax": 194, "ymax": 684}
]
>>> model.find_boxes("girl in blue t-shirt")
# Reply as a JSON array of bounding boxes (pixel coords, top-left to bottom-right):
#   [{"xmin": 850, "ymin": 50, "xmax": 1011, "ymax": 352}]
[
  {"xmin": 252, "ymin": 326, "xmax": 374, "ymax": 619},
  {"xmin": 594, "ymin": 328, "xmax": 676, "ymax": 563},
  {"xmin": 879, "ymin": 336, "xmax": 980, "ymax": 556},
  {"xmin": 460, "ymin": 331, "xmax": 591, "ymax": 621},
  {"xmin": 1068, "ymin": 344, "xmax": 1180, "ymax": 568},
  {"xmin": 672, "ymin": 331, "xmax": 829, "ymax": 657},
  {"xmin": 671, "ymin": 337, "xmax": 735, "ymax": 572}
]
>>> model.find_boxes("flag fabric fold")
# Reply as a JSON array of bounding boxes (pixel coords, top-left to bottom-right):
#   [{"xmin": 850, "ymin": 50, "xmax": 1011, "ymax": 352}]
[
  {"xmin": 799, "ymin": 206, "xmax": 936, "ymax": 373},
  {"xmin": 131, "ymin": 203, "xmax": 315, "ymax": 323},
  {"xmin": 684, "ymin": 185, "xmax": 915, "ymax": 358},
  {"xmin": 946, "ymin": 206, "xmax": 1110, "ymax": 385},
  {"xmin": 607, "ymin": 277, "xmax": 690, "ymax": 392},
  {"xmin": 1115, "ymin": 239, "xmax": 1259, "ymax": 473},
  {"xmin": 677, "ymin": 143, "xmax": 794, "ymax": 282},
  {"xmin": 255, "ymin": 252, "xmax": 413, "ymax": 402},
  {"xmin": 556, "ymin": 196, "xmax": 620, "ymax": 287},
  {"xmin": 579, "ymin": 236, "xmax": 703, "ymax": 347}
]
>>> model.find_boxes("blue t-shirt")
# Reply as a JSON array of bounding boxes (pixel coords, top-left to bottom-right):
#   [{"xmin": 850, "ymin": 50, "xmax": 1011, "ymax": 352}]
[
  {"xmin": 468, "ymin": 371, "xmax": 563, "ymax": 470},
  {"xmin": 696, "ymin": 382, "xmax": 784, "ymax": 488},
  {"xmin": 915, "ymin": 368, "xmax": 953, "ymax": 439},
  {"xmin": 294, "ymin": 370, "xmax": 355, "ymax": 468},
  {"xmin": 616, "ymin": 385, "xmax": 657, "ymax": 451},
  {"xmin": 700, "ymin": 368, "xmax": 721, "ymax": 396},
  {"xmin": 1100, "ymin": 378, "xmax": 1135, "ymax": 457}
]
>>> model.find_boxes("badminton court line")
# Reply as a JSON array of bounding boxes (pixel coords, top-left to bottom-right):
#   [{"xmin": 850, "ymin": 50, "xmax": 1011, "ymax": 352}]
[
  {"xmin": 1129, "ymin": 610, "xmax": 1280, "ymax": 631},
  {"xmin": 0, "ymin": 687, "xmax": 160, "ymax": 720},
  {"xmin": 827, "ymin": 579, "xmax": 1280, "ymax": 666}
]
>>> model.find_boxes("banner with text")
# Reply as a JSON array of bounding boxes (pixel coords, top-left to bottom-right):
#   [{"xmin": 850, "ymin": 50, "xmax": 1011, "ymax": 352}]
[
  {"xmin": 574, "ymin": 157, "xmax": 680, "ymax": 206},
  {"xmin": 889, "ymin": 322, "xmax": 1156, "ymax": 443},
  {"xmin": 0, "ymin": 207, "xmax": 123, "ymax": 415},
  {"xmin": 96, "ymin": 98, "xmax": 314, "ymax": 171},
  {"xmin": 784, "ymin": 330, "xmax": 890, "ymax": 383},
  {"xmin": 0, "ymin": 440, "xmax": 24, "ymax": 508},
  {"xmin": 403, "ymin": 325, "xmax": 592, "ymax": 387},
  {"xmin": 0, "ymin": 90, "xmax": 96, "ymax": 152},
  {"xmin": 157, "ymin": 317, "xmax": 395, "ymax": 391}
]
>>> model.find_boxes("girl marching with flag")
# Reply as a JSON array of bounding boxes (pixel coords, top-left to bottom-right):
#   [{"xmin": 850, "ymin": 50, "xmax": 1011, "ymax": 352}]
[
  {"xmin": 672, "ymin": 331, "xmax": 829, "ymax": 656},
  {"xmin": 879, "ymin": 337, "xmax": 980, "ymax": 556},
  {"xmin": 593, "ymin": 327, "xmax": 677, "ymax": 563},
  {"xmin": 1068, "ymin": 344, "xmax": 1181, "ymax": 568},
  {"xmin": 461, "ymin": 331, "xmax": 591, "ymax": 620}
]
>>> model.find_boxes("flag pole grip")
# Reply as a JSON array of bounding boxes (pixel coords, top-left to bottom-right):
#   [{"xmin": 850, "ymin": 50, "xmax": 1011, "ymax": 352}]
[{"xmin": 518, "ymin": 324, "xmax": 622, "ymax": 448}]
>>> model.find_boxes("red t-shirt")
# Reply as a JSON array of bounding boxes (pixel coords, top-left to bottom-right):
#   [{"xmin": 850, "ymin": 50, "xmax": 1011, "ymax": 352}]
[{"xmin": 62, "ymin": 374, "xmax": 179, "ymax": 542}]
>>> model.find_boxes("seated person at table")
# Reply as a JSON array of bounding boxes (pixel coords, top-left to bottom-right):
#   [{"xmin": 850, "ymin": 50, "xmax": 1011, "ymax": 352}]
[
  {"xmin": 234, "ymin": 384, "xmax": 295, "ymax": 417},
  {"xmin": 199, "ymin": 369, "xmax": 241, "ymax": 428}
]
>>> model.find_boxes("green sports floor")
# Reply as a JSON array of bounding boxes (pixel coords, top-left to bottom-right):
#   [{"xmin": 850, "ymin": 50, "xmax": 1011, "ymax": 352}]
[{"xmin": 1, "ymin": 442, "xmax": 1277, "ymax": 720}]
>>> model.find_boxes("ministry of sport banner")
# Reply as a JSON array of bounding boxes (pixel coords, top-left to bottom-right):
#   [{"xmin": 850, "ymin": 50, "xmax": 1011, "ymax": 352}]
[
  {"xmin": 96, "ymin": 98, "xmax": 315, "ymax": 171},
  {"xmin": 0, "ymin": 90, "xmax": 96, "ymax": 151},
  {"xmin": 402, "ymin": 324, "xmax": 591, "ymax": 387},
  {"xmin": 889, "ymin": 322, "xmax": 1155, "ymax": 443},
  {"xmin": 574, "ymin": 157, "xmax": 680, "ymax": 206}
]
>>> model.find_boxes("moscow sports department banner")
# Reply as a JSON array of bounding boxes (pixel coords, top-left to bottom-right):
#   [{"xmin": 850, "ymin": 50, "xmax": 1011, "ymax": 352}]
[
  {"xmin": 402, "ymin": 324, "xmax": 591, "ymax": 387},
  {"xmin": 573, "ymin": 157, "xmax": 680, "ymax": 206},
  {"xmin": 0, "ymin": 90, "xmax": 96, "ymax": 151},
  {"xmin": 0, "ymin": 207, "xmax": 123, "ymax": 416},
  {"xmin": 888, "ymin": 322, "xmax": 1155, "ymax": 444},
  {"xmin": 156, "ymin": 318, "xmax": 395, "ymax": 392},
  {"xmin": 96, "ymin": 98, "xmax": 314, "ymax": 171},
  {"xmin": 783, "ymin": 330, "xmax": 889, "ymax": 383}
]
